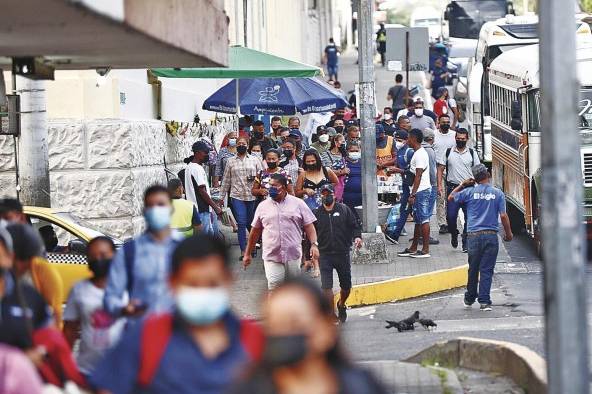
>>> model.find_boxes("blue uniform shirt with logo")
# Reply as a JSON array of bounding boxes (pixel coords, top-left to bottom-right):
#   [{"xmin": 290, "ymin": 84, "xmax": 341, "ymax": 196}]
[{"xmin": 453, "ymin": 183, "xmax": 506, "ymax": 233}]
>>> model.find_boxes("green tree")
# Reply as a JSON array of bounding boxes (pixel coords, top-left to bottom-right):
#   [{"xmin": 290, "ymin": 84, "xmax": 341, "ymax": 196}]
[{"xmin": 582, "ymin": 0, "xmax": 592, "ymax": 12}]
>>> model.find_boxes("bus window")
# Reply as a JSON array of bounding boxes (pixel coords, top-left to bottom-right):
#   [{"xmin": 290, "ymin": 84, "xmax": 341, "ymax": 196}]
[{"xmin": 527, "ymin": 91, "xmax": 541, "ymax": 132}]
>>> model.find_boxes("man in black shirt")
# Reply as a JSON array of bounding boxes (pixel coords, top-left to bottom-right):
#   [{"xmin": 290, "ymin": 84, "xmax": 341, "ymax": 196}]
[
  {"xmin": 313, "ymin": 184, "xmax": 362, "ymax": 323},
  {"xmin": 387, "ymin": 74, "xmax": 408, "ymax": 114}
]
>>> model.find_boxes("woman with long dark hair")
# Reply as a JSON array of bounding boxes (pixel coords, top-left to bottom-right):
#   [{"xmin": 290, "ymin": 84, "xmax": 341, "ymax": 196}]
[
  {"xmin": 320, "ymin": 134, "xmax": 348, "ymax": 202},
  {"xmin": 228, "ymin": 277, "xmax": 386, "ymax": 394}
]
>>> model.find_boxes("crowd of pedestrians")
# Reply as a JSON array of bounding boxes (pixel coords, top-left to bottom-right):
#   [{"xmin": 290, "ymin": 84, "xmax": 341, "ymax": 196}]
[{"xmin": 0, "ymin": 70, "xmax": 513, "ymax": 392}]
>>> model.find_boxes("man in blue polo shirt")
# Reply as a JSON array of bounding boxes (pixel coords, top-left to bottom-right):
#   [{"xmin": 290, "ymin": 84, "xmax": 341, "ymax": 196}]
[
  {"xmin": 324, "ymin": 37, "xmax": 340, "ymax": 81},
  {"xmin": 91, "ymin": 234, "xmax": 262, "ymax": 394},
  {"xmin": 448, "ymin": 164, "xmax": 513, "ymax": 311}
]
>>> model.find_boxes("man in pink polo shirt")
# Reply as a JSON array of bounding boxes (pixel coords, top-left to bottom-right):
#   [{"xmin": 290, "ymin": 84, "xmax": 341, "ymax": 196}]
[{"xmin": 243, "ymin": 173, "xmax": 319, "ymax": 290}]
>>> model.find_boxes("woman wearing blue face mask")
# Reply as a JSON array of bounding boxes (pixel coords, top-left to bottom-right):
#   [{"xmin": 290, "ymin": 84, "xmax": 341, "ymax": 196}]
[
  {"xmin": 91, "ymin": 234, "xmax": 264, "ymax": 394},
  {"xmin": 342, "ymin": 141, "xmax": 364, "ymax": 214},
  {"xmin": 103, "ymin": 185, "xmax": 183, "ymax": 320}
]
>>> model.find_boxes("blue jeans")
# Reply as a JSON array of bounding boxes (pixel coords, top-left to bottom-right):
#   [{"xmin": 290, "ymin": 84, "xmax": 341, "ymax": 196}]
[
  {"xmin": 231, "ymin": 198, "xmax": 256, "ymax": 252},
  {"xmin": 428, "ymin": 186, "xmax": 437, "ymax": 218},
  {"xmin": 199, "ymin": 212, "xmax": 213, "ymax": 235},
  {"xmin": 447, "ymin": 183, "xmax": 467, "ymax": 248},
  {"xmin": 327, "ymin": 63, "xmax": 338, "ymax": 79},
  {"xmin": 412, "ymin": 188, "xmax": 432, "ymax": 224},
  {"xmin": 390, "ymin": 183, "xmax": 411, "ymax": 240},
  {"xmin": 465, "ymin": 233, "xmax": 499, "ymax": 305}
]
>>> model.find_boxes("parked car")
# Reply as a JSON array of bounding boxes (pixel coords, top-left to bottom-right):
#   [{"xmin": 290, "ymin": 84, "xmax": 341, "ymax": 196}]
[{"xmin": 24, "ymin": 206, "xmax": 123, "ymax": 301}]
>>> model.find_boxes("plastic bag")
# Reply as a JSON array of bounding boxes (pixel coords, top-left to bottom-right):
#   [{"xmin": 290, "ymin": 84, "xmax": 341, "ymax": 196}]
[{"xmin": 386, "ymin": 203, "xmax": 401, "ymax": 233}]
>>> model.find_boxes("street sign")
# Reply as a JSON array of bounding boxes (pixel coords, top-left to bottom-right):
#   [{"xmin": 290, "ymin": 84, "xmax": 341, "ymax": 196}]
[
  {"xmin": 0, "ymin": 95, "xmax": 21, "ymax": 136},
  {"xmin": 385, "ymin": 27, "xmax": 429, "ymax": 72}
]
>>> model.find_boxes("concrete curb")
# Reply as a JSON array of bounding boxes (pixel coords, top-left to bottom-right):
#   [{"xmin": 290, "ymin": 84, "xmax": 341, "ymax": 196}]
[
  {"xmin": 405, "ymin": 337, "xmax": 548, "ymax": 394},
  {"xmin": 341, "ymin": 264, "xmax": 468, "ymax": 307}
]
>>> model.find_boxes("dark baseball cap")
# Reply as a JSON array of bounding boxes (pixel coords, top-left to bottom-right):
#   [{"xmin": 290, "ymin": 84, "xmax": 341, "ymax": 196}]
[
  {"xmin": 375, "ymin": 123, "xmax": 385, "ymax": 135},
  {"xmin": 319, "ymin": 184, "xmax": 335, "ymax": 194},
  {"xmin": 191, "ymin": 141, "xmax": 211, "ymax": 153},
  {"xmin": 289, "ymin": 129, "xmax": 303, "ymax": 139},
  {"xmin": 395, "ymin": 130, "xmax": 409, "ymax": 140}
]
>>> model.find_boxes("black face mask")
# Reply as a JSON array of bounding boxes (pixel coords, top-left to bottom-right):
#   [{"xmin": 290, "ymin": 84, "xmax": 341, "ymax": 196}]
[
  {"xmin": 440, "ymin": 124, "xmax": 450, "ymax": 132},
  {"xmin": 456, "ymin": 140, "xmax": 467, "ymax": 149},
  {"xmin": 283, "ymin": 149, "xmax": 293, "ymax": 158},
  {"xmin": 254, "ymin": 131, "xmax": 264, "ymax": 139},
  {"xmin": 237, "ymin": 145, "xmax": 248, "ymax": 155},
  {"xmin": 322, "ymin": 195, "xmax": 335, "ymax": 206},
  {"xmin": 305, "ymin": 163, "xmax": 318, "ymax": 171},
  {"xmin": 267, "ymin": 161, "xmax": 278, "ymax": 169},
  {"xmin": 334, "ymin": 126, "xmax": 344, "ymax": 134},
  {"xmin": 263, "ymin": 335, "xmax": 308, "ymax": 368},
  {"xmin": 88, "ymin": 258, "xmax": 112, "ymax": 278}
]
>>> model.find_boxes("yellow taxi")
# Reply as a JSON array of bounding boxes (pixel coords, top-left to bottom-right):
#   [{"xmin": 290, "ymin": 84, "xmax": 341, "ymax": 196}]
[{"xmin": 24, "ymin": 206, "xmax": 123, "ymax": 300}]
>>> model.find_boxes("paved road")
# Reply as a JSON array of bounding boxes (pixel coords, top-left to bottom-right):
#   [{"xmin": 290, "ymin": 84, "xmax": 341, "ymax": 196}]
[{"xmin": 342, "ymin": 233, "xmax": 592, "ymax": 364}]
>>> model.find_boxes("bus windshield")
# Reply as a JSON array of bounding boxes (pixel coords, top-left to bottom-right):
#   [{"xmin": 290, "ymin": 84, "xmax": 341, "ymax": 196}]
[
  {"xmin": 581, "ymin": 88, "xmax": 592, "ymax": 129},
  {"xmin": 447, "ymin": 0, "xmax": 509, "ymax": 39}
]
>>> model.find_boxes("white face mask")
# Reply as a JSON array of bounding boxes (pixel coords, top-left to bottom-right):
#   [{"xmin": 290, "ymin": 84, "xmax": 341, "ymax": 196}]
[
  {"xmin": 414, "ymin": 108, "xmax": 424, "ymax": 117},
  {"xmin": 252, "ymin": 152, "xmax": 262, "ymax": 158},
  {"xmin": 175, "ymin": 287, "xmax": 230, "ymax": 326},
  {"xmin": 395, "ymin": 141, "xmax": 405, "ymax": 150},
  {"xmin": 348, "ymin": 151, "xmax": 361, "ymax": 161},
  {"xmin": 384, "ymin": 114, "xmax": 392, "ymax": 121},
  {"xmin": 319, "ymin": 134, "xmax": 330, "ymax": 143}
]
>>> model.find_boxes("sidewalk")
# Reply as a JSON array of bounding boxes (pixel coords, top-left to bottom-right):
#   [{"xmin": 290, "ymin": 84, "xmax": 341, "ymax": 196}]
[
  {"xmin": 229, "ymin": 51, "xmax": 512, "ymax": 317},
  {"xmin": 227, "ymin": 220, "xmax": 511, "ymax": 318}
]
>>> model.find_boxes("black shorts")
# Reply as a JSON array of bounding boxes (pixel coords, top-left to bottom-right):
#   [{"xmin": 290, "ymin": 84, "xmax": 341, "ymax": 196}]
[{"xmin": 319, "ymin": 252, "xmax": 352, "ymax": 290}]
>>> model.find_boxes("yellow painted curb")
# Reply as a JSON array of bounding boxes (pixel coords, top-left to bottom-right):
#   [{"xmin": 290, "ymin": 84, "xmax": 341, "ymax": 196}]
[{"xmin": 339, "ymin": 264, "xmax": 469, "ymax": 307}]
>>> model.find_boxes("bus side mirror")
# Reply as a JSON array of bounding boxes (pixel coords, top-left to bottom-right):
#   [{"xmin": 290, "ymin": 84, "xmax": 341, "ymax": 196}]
[
  {"xmin": 507, "ymin": 2, "xmax": 516, "ymax": 15},
  {"xmin": 511, "ymin": 100, "xmax": 522, "ymax": 131}
]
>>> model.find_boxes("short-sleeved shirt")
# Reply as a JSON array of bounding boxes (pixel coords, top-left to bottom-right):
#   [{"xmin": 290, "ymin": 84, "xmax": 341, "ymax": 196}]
[
  {"xmin": 434, "ymin": 129, "xmax": 457, "ymax": 165},
  {"xmin": 409, "ymin": 115, "xmax": 436, "ymax": 132},
  {"xmin": 324, "ymin": 44, "xmax": 339, "ymax": 66},
  {"xmin": 410, "ymin": 147, "xmax": 431, "ymax": 192},
  {"xmin": 185, "ymin": 162, "xmax": 210, "ymax": 213},
  {"xmin": 388, "ymin": 85, "xmax": 408, "ymax": 109},
  {"xmin": 453, "ymin": 183, "xmax": 507, "ymax": 232},
  {"xmin": 0, "ymin": 273, "xmax": 52, "ymax": 350},
  {"xmin": 255, "ymin": 168, "xmax": 291, "ymax": 193},
  {"xmin": 444, "ymin": 147, "xmax": 481, "ymax": 185},
  {"xmin": 214, "ymin": 147, "xmax": 236, "ymax": 178},
  {"xmin": 252, "ymin": 195, "xmax": 316, "ymax": 263},
  {"xmin": 63, "ymin": 280, "xmax": 127, "ymax": 374},
  {"xmin": 422, "ymin": 142, "xmax": 437, "ymax": 187}
]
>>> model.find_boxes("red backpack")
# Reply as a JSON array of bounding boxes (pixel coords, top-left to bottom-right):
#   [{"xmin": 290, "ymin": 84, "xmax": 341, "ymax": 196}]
[{"xmin": 137, "ymin": 313, "xmax": 264, "ymax": 388}]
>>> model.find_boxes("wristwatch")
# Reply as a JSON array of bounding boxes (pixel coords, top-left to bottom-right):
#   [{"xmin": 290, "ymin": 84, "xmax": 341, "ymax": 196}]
[{"xmin": 311, "ymin": 242, "xmax": 319, "ymax": 247}]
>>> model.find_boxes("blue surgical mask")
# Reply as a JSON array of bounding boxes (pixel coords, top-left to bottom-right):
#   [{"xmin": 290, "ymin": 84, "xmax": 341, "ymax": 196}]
[
  {"xmin": 269, "ymin": 186, "xmax": 280, "ymax": 199},
  {"xmin": 228, "ymin": 138, "xmax": 237, "ymax": 147},
  {"xmin": 144, "ymin": 206, "xmax": 171, "ymax": 231},
  {"xmin": 175, "ymin": 286, "xmax": 229, "ymax": 325}
]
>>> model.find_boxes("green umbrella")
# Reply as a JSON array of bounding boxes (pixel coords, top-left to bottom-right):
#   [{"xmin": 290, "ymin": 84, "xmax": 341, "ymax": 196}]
[{"xmin": 151, "ymin": 45, "xmax": 323, "ymax": 79}]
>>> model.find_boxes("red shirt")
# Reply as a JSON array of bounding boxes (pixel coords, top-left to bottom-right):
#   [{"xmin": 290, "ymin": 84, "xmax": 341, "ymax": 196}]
[{"xmin": 433, "ymin": 99, "xmax": 449, "ymax": 118}]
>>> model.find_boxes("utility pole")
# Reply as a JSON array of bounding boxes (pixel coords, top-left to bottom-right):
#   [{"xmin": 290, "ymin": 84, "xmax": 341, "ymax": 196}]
[
  {"xmin": 357, "ymin": 0, "xmax": 378, "ymax": 233},
  {"xmin": 16, "ymin": 76, "xmax": 50, "ymax": 207},
  {"xmin": 539, "ymin": 0, "xmax": 589, "ymax": 392}
]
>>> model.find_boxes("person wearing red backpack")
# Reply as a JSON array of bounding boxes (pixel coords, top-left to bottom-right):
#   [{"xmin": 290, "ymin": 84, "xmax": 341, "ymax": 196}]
[{"xmin": 90, "ymin": 234, "xmax": 263, "ymax": 394}]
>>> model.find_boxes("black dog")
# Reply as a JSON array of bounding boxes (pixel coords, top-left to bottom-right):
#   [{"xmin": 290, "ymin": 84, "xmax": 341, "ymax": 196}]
[
  {"xmin": 402, "ymin": 311, "xmax": 420, "ymax": 326},
  {"xmin": 418, "ymin": 318, "xmax": 437, "ymax": 330}
]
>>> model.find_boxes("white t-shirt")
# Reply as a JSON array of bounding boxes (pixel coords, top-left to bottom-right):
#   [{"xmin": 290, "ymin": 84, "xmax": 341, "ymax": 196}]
[
  {"xmin": 434, "ymin": 129, "xmax": 457, "ymax": 165},
  {"xmin": 63, "ymin": 280, "xmax": 127, "ymax": 374},
  {"xmin": 185, "ymin": 162, "xmax": 210, "ymax": 212},
  {"xmin": 410, "ymin": 147, "xmax": 431, "ymax": 192},
  {"xmin": 448, "ymin": 98, "xmax": 458, "ymax": 126}
]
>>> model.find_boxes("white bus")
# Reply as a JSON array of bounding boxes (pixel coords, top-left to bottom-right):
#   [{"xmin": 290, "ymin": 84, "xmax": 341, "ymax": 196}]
[
  {"xmin": 488, "ymin": 41, "xmax": 592, "ymax": 252},
  {"xmin": 467, "ymin": 14, "xmax": 591, "ymax": 164}
]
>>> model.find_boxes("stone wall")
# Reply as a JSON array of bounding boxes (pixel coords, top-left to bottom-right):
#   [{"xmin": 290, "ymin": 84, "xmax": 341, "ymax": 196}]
[{"xmin": 0, "ymin": 118, "xmax": 235, "ymax": 239}]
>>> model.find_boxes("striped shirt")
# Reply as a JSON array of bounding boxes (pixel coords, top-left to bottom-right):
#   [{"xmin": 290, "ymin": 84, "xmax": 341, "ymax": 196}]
[{"xmin": 220, "ymin": 154, "xmax": 263, "ymax": 201}]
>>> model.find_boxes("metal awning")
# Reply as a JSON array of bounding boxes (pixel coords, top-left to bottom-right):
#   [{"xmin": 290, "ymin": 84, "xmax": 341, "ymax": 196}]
[
  {"xmin": 151, "ymin": 46, "xmax": 322, "ymax": 79},
  {"xmin": 0, "ymin": 0, "xmax": 228, "ymax": 70}
]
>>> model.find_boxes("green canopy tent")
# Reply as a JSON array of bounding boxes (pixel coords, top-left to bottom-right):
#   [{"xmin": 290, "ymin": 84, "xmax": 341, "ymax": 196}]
[{"xmin": 151, "ymin": 45, "xmax": 323, "ymax": 79}]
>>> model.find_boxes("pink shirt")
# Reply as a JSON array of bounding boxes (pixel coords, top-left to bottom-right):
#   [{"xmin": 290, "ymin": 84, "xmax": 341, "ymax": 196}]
[
  {"xmin": 252, "ymin": 195, "xmax": 316, "ymax": 263},
  {"xmin": 0, "ymin": 344, "xmax": 44, "ymax": 394}
]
